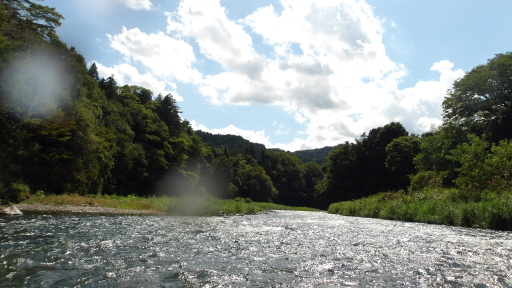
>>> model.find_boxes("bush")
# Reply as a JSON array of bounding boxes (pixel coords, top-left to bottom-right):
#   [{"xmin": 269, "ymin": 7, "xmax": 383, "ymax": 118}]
[
  {"xmin": 409, "ymin": 171, "xmax": 443, "ymax": 192},
  {"xmin": 449, "ymin": 135, "xmax": 490, "ymax": 197},
  {"xmin": 233, "ymin": 197, "xmax": 253, "ymax": 203},
  {"xmin": 485, "ymin": 139, "xmax": 512, "ymax": 194},
  {"xmin": 446, "ymin": 136, "xmax": 512, "ymax": 199},
  {"xmin": 0, "ymin": 182, "xmax": 31, "ymax": 204}
]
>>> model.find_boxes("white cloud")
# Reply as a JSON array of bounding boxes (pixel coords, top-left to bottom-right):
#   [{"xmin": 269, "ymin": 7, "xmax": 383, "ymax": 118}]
[
  {"xmin": 93, "ymin": 62, "xmax": 183, "ymax": 101},
  {"xmin": 415, "ymin": 117, "xmax": 443, "ymax": 132},
  {"xmin": 392, "ymin": 61, "xmax": 465, "ymax": 133},
  {"xmin": 96, "ymin": 0, "xmax": 466, "ymax": 151},
  {"xmin": 275, "ymin": 129, "xmax": 291, "ymax": 135},
  {"xmin": 167, "ymin": 0, "xmax": 264, "ymax": 78},
  {"xmin": 118, "ymin": 0, "xmax": 153, "ymax": 10},
  {"xmin": 108, "ymin": 27, "xmax": 202, "ymax": 84},
  {"xmin": 182, "ymin": 0, "xmax": 463, "ymax": 150}
]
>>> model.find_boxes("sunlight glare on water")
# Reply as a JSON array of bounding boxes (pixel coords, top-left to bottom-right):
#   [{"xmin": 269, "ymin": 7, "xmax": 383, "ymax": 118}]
[{"xmin": 1, "ymin": 211, "xmax": 511, "ymax": 287}]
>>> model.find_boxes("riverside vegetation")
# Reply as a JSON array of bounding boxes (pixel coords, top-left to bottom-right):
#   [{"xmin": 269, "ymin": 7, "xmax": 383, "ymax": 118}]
[
  {"xmin": 326, "ymin": 54, "xmax": 512, "ymax": 231},
  {"xmin": 19, "ymin": 194, "xmax": 319, "ymax": 216},
  {"xmin": 328, "ymin": 188, "xmax": 512, "ymax": 230},
  {"xmin": 1, "ymin": 1, "xmax": 512, "ymax": 230}
]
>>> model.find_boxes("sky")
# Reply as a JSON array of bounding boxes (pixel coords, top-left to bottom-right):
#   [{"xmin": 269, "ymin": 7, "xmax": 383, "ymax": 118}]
[{"xmin": 44, "ymin": 0, "xmax": 512, "ymax": 151}]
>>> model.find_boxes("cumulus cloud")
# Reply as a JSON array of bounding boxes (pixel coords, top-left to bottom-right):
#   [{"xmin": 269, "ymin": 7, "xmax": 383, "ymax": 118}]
[
  {"xmin": 94, "ymin": 25, "xmax": 201, "ymax": 99},
  {"xmin": 94, "ymin": 0, "xmax": 465, "ymax": 151},
  {"xmin": 416, "ymin": 117, "xmax": 443, "ymax": 132},
  {"xmin": 94, "ymin": 62, "xmax": 183, "ymax": 101},
  {"xmin": 176, "ymin": 0, "xmax": 462, "ymax": 150},
  {"xmin": 167, "ymin": 0, "xmax": 264, "ymax": 78},
  {"xmin": 280, "ymin": 60, "xmax": 464, "ymax": 150},
  {"xmin": 118, "ymin": 0, "xmax": 153, "ymax": 10},
  {"xmin": 107, "ymin": 27, "xmax": 202, "ymax": 84},
  {"xmin": 393, "ymin": 61, "xmax": 464, "ymax": 132},
  {"xmin": 166, "ymin": 0, "xmax": 399, "ymax": 115}
]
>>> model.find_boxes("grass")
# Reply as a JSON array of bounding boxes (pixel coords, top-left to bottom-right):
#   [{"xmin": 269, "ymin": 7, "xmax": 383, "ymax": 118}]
[
  {"xmin": 20, "ymin": 193, "xmax": 174, "ymax": 212},
  {"xmin": 163, "ymin": 196, "xmax": 320, "ymax": 216},
  {"xmin": 19, "ymin": 194, "xmax": 321, "ymax": 216},
  {"xmin": 328, "ymin": 188, "xmax": 512, "ymax": 231}
]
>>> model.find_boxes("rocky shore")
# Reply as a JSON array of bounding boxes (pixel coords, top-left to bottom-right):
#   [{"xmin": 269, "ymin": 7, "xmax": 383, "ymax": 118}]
[{"xmin": 4, "ymin": 203, "xmax": 163, "ymax": 215}]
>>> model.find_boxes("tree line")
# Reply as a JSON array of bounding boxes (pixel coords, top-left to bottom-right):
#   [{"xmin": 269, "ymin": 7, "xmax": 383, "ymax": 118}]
[
  {"xmin": 2, "ymin": 1, "xmax": 512, "ymax": 209},
  {"xmin": 318, "ymin": 51, "xmax": 512, "ymax": 208},
  {"xmin": 0, "ymin": 0, "xmax": 322, "ymax": 206}
]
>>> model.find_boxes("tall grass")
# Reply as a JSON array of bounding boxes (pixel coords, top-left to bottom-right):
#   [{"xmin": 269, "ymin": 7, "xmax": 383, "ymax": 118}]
[
  {"xmin": 166, "ymin": 196, "xmax": 320, "ymax": 216},
  {"xmin": 20, "ymin": 194, "xmax": 174, "ymax": 212},
  {"xmin": 20, "ymin": 194, "xmax": 321, "ymax": 216},
  {"xmin": 328, "ymin": 189, "xmax": 512, "ymax": 231}
]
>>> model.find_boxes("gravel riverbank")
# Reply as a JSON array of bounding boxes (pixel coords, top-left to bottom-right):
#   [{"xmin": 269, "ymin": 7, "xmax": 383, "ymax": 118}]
[{"xmin": 11, "ymin": 203, "xmax": 163, "ymax": 215}]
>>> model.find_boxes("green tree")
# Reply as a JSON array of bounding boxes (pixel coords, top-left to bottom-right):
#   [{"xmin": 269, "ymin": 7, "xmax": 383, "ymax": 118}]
[
  {"xmin": 448, "ymin": 134, "xmax": 490, "ymax": 200},
  {"xmin": 209, "ymin": 151, "xmax": 237, "ymax": 198},
  {"xmin": 238, "ymin": 161, "xmax": 277, "ymax": 202},
  {"xmin": 99, "ymin": 75, "xmax": 118, "ymax": 99},
  {"xmin": 99, "ymin": 85, "xmax": 177, "ymax": 196},
  {"xmin": 155, "ymin": 93, "xmax": 182, "ymax": 137},
  {"xmin": 412, "ymin": 124, "xmax": 466, "ymax": 189},
  {"xmin": 385, "ymin": 136, "xmax": 421, "ymax": 189},
  {"xmin": 72, "ymin": 95, "xmax": 114, "ymax": 195},
  {"xmin": 361, "ymin": 122, "xmax": 408, "ymax": 193},
  {"xmin": 316, "ymin": 141, "xmax": 365, "ymax": 208},
  {"xmin": 448, "ymin": 135, "xmax": 512, "ymax": 199},
  {"xmin": 317, "ymin": 122, "xmax": 408, "ymax": 208},
  {"xmin": 485, "ymin": 139, "xmax": 512, "ymax": 194},
  {"xmin": 0, "ymin": 0, "xmax": 63, "ymax": 44},
  {"xmin": 303, "ymin": 161, "xmax": 323, "ymax": 207},
  {"xmin": 20, "ymin": 111, "xmax": 77, "ymax": 194},
  {"xmin": 0, "ymin": 0, "xmax": 113, "ymax": 199},
  {"xmin": 443, "ymin": 52, "xmax": 512, "ymax": 142},
  {"xmin": 260, "ymin": 149, "xmax": 306, "ymax": 206},
  {"xmin": 87, "ymin": 62, "xmax": 99, "ymax": 81}
]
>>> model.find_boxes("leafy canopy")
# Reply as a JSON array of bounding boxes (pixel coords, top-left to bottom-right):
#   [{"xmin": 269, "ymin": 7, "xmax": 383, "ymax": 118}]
[{"xmin": 443, "ymin": 52, "xmax": 512, "ymax": 142}]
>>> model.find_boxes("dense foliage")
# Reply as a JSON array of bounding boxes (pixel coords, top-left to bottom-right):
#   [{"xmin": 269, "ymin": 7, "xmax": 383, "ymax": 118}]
[
  {"xmin": 195, "ymin": 131, "xmax": 266, "ymax": 158},
  {"xmin": 316, "ymin": 122, "xmax": 410, "ymax": 208},
  {"xmin": 330, "ymin": 53, "xmax": 512, "ymax": 229},
  {"xmin": 443, "ymin": 52, "xmax": 512, "ymax": 142},
  {"xmin": 2, "ymin": 1, "xmax": 512, "ymax": 224},
  {"xmin": 0, "ymin": 1, "xmax": 323, "ymax": 207},
  {"xmin": 292, "ymin": 146, "xmax": 336, "ymax": 165}
]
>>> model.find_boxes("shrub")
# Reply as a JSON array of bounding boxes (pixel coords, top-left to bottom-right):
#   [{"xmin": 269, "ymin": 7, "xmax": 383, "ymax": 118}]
[
  {"xmin": 0, "ymin": 182, "xmax": 31, "ymax": 204},
  {"xmin": 485, "ymin": 139, "xmax": 512, "ymax": 194},
  {"xmin": 409, "ymin": 171, "xmax": 443, "ymax": 192},
  {"xmin": 448, "ymin": 135, "xmax": 490, "ymax": 198}
]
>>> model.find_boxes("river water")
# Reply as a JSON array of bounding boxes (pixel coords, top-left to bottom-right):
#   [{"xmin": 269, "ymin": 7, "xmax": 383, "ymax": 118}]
[{"xmin": 1, "ymin": 211, "xmax": 511, "ymax": 287}]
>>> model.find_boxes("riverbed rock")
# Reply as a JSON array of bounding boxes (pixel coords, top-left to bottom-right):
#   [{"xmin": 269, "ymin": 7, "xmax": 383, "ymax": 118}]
[{"xmin": 0, "ymin": 205, "xmax": 23, "ymax": 215}]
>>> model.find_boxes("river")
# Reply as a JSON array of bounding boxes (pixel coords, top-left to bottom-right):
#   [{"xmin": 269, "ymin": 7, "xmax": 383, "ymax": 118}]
[{"xmin": 1, "ymin": 211, "xmax": 511, "ymax": 287}]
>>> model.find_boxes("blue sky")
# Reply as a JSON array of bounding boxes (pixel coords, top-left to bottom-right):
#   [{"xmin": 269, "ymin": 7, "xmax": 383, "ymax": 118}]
[{"xmin": 44, "ymin": 0, "xmax": 512, "ymax": 151}]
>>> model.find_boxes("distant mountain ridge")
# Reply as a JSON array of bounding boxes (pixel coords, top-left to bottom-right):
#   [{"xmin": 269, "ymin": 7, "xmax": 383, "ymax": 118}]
[
  {"xmin": 195, "ymin": 130, "xmax": 335, "ymax": 164},
  {"xmin": 292, "ymin": 146, "xmax": 337, "ymax": 165},
  {"xmin": 195, "ymin": 130, "xmax": 266, "ymax": 156}
]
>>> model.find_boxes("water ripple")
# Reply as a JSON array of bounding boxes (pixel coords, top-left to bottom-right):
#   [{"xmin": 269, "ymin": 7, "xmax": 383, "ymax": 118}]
[{"xmin": 1, "ymin": 211, "xmax": 512, "ymax": 287}]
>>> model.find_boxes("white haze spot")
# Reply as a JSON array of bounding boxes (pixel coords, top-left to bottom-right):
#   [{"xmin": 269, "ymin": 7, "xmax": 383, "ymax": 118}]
[
  {"xmin": 3, "ymin": 48, "xmax": 71, "ymax": 117},
  {"xmin": 154, "ymin": 166, "xmax": 225, "ymax": 215}
]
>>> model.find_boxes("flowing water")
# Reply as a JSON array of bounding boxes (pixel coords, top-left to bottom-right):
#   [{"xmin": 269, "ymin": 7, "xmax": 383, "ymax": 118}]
[{"xmin": 1, "ymin": 211, "xmax": 511, "ymax": 287}]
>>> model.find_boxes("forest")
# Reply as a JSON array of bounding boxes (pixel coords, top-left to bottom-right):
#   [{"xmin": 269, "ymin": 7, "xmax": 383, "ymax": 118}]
[{"xmin": 2, "ymin": 1, "xmax": 512, "ymax": 215}]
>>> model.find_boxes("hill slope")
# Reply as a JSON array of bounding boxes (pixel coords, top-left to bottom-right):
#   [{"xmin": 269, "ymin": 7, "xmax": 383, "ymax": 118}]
[
  {"xmin": 195, "ymin": 130, "xmax": 266, "ymax": 156},
  {"xmin": 293, "ymin": 146, "xmax": 337, "ymax": 165}
]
